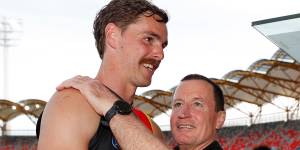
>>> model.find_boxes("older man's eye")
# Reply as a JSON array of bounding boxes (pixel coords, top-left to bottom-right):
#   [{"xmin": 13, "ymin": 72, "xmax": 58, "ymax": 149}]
[
  {"xmin": 173, "ymin": 102, "xmax": 182, "ymax": 108},
  {"xmin": 194, "ymin": 101, "xmax": 203, "ymax": 107}
]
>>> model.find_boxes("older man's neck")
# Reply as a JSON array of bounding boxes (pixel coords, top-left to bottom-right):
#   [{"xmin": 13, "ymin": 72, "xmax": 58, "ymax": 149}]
[{"xmin": 179, "ymin": 139, "xmax": 215, "ymax": 150}]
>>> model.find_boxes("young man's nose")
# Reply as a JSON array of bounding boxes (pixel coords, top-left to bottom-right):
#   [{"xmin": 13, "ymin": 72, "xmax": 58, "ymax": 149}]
[{"xmin": 152, "ymin": 45, "xmax": 164, "ymax": 60}]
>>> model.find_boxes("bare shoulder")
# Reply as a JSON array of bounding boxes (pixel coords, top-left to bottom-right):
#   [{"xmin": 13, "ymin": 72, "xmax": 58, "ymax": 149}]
[
  {"xmin": 38, "ymin": 88, "xmax": 100, "ymax": 149},
  {"xmin": 47, "ymin": 88, "xmax": 100, "ymax": 120},
  {"xmin": 150, "ymin": 118, "xmax": 165, "ymax": 141}
]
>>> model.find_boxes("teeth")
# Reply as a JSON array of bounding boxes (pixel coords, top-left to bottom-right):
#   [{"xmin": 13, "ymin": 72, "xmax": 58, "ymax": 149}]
[
  {"xmin": 143, "ymin": 63, "xmax": 154, "ymax": 71},
  {"xmin": 178, "ymin": 125, "xmax": 193, "ymax": 129}
]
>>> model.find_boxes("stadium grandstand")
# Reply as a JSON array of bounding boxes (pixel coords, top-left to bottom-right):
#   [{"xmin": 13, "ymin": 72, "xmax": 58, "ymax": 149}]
[{"xmin": 0, "ymin": 49, "xmax": 299, "ymax": 150}]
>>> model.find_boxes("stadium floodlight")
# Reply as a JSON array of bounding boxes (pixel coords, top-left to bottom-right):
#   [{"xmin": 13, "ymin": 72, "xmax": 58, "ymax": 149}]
[
  {"xmin": 0, "ymin": 17, "xmax": 22, "ymax": 98},
  {"xmin": 24, "ymin": 105, "xmax": 30, "ymax": 111},
  {"xmin": 252, "ymin": 13, "xmax": 300, "ymax": 63},
  {"xmin": 35, "ymin": 104, "xmax": 40, "ymax": 108}
]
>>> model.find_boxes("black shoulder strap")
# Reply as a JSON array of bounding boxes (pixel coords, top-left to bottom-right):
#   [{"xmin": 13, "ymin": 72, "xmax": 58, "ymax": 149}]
[
  {"xmin": 88, "ymin": 119, "xmax": 118, "ymax": 150},
  {"xmin": 36, "ymin": 111, "xmax": 43, "ymax": 139}
]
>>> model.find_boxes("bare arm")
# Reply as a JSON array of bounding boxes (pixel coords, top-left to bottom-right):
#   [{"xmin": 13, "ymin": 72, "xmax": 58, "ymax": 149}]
[
  {"xmin": 110, "ymin": 114, "xmax": 168, "ymax": 150},
  {"xmin": 37, "ymin": 89, "xmax": 99, "ymax": 150},
  {"xmin": 56, "ymin": 75, "xmax": 170, "ymax": 150}
]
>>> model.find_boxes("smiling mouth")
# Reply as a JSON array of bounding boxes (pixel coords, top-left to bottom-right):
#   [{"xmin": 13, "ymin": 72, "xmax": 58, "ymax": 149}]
[
  {"xmin": 143, "ymin": 63, "xmax": 154, "ymax": 71},
  {"xmin": 142, "ymin": 59, "xmax": 160, "ymax": 72},
  {"xmin": 177, "ymin": 124, "xmax": 195, "ymax": 129}
]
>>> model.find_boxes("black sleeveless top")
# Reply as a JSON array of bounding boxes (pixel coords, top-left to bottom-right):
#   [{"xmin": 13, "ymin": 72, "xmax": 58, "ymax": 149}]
[
  {"xmin": 88, "ymin": 118, "xmax": 121, "ymax": 150},
  {"xmin": 173, "ymin": 140, "xmax": 223, "ymax": 150},
  {"xmin": 36, "ymin": 109, "xmax": 152, "ymax": 150},
  {"xmin": 37, "ymin": 112, "xmax": 122, "ymax": 149}
]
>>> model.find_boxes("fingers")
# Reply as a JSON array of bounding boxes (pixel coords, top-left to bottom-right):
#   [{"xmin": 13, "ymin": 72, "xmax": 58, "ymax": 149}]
[
  {"xmin": 56, "ymin": 75, "xmax": 93, "ymax": 91},
  {"xmin": 55, "ymin": 75, "xmax": 117, "ymax": 116}
]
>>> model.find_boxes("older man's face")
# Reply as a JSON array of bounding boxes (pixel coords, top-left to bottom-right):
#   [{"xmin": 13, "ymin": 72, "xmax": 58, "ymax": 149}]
[{"xmin": 170, "ymin": 79, "xmax": 225, "ymax": 149}]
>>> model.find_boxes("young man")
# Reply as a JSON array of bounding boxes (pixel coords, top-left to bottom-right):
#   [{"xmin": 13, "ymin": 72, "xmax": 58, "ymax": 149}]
[
  {"xmin": 55, "ymin": 74, "xmax": 226, "ymax": 150},
  {"xmin": 37, "ymin": 0, "xmax": 169, "ymax": 149}
]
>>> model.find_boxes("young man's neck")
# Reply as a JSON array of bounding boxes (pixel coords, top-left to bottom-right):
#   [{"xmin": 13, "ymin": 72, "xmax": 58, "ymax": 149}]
[{"xmin": 95, "ymin": 68, "xmax": 137, "ymax": 104}]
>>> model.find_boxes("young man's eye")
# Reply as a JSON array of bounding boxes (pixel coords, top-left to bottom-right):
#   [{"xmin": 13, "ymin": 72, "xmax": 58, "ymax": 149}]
[{"xmin": 145, "ymin": 37, "xmax": 153, "ymax": 42}]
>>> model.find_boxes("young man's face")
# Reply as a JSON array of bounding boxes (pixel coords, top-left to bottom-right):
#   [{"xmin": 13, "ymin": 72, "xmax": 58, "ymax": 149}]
[
  {"xmin": 115, "ymin": 15, "xmax": 168, "ymax": 87},
  {"xmin": 170, "ymin": 80, "xmax": 225, "ymax": 149}
]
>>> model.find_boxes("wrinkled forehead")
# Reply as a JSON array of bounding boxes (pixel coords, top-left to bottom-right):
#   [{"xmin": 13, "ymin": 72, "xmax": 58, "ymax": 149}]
[{"xmin": 172, "ymin": 80, "xmax": 214, "ymax": 102}]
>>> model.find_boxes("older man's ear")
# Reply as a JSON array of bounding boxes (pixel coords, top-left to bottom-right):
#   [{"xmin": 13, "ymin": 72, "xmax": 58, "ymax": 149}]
[{"xmin": 216, "ymin": 111, "xmax": 226, "ymax": 129}]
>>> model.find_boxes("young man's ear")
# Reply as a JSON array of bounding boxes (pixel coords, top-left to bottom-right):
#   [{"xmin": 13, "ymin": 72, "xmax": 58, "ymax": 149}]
[
  {"xmin": 105, "ymin": 23, "xmax": 121, "ymax": 50},
  {"xmin": 216, "ymin": 111, "xmax": 226, "ymax": 129}
]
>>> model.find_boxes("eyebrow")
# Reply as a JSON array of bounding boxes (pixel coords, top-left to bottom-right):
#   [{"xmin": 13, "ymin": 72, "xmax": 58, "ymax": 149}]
[
  {"xmin": 172, "ymin": 98, "xmax": 183, "ymax": 103},
  {"xmin": 173, "ymin": 98, "xmax": 182, "ymax": 101},
  {"xmin": 145, "ymin": 31, "xmax": 168, "ymax": 48},
  {"xmin": 192, "ymin": 97, "xmax": 204, "ymax": 101}
]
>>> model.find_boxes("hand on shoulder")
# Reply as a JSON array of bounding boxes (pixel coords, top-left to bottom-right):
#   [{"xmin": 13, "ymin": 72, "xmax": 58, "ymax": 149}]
[{"xmin": 56, "ymin": 75, "xmax": 117, "ymax": 116}]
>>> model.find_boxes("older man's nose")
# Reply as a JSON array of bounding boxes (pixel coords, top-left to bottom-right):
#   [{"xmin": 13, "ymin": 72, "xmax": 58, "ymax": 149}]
[{"xmin": 178, "ymin": 105, "xmax": 191, "ymax": 118}]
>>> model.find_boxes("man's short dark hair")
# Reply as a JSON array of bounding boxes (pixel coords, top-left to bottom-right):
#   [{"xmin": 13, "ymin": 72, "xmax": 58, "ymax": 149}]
[
  {"xmin": 93, "ymin": 0, "xmax": 169, "ymax": 59},
  {"xmin": 180, "ymin": 74, "xmax": 225, "ymax": 112}
]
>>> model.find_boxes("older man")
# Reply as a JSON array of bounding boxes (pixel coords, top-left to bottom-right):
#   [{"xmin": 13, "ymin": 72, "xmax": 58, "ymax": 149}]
[
  {"xmin": 171, "ymin": 74, "xmax": 226, "ymax": 150},
  {"xmin": 54, "ymin": 74, "xmax": 226, "ymax": 150}
]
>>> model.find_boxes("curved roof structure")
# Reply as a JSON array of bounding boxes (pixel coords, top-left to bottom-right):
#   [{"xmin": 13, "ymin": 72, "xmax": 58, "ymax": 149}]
[
  {"xmin": 0, "ymin": 49, "xmax": 299, "ymax": 124},
  {"xmin": 217, "ymin": 60, "xmax": 299, "ymax": 107},
  {"xmin": 19, "ymin": 99, "xmax": 47, "ymax": 118},
  {"xmin": 0, "ymin": 99, "xmax": 46, "ymax": 123},
  {"xmin": 133, "ymin": 90, "xmax": 172, "ymax": 117},
  {"xmin": 0, "ymin": 99, "xmax": 24, "ymax": 122}
]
